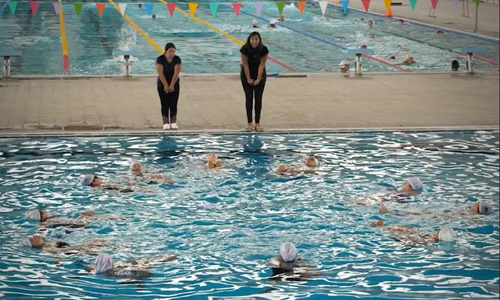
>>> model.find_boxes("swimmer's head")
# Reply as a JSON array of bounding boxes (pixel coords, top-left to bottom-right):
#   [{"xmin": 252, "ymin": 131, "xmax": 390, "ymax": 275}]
[
  {"xmin": 437, "ymin": 30, "xmax": 444, "ymax": 35},
  {"xmin": 372, "ymin": 220, "xmax": 385, "ymax": 227},
  {"xmin": 164, "ymin": 43, "xmax": 176, "ymax": 59},
  {"xmin": 279, "ymin": 242, "xmax": 297, "ymax": 263},
  {"xmin": 207, "ymin": 153, "xmax": 219, "ymax": 162},
  {"xmin": 370, "ymin": 34, "xmax": 376, "ymax": 39},
  {"xmin": 26, "ymin": 209, "xmax": 45, "ymax": 221},
  {"xmin": 130, "ymin": 161, "xmax": 143, "ymax": 174},
  {"xmin": 361, "ymin": 45, "xmax": 368, "ymax": 49},
  {"xmin": 305, "ymin": 156, "xmax": 318, "ymax": 168},
  {"xmin": 339, "ymin": 61, "xmax": 350, "ymax": 73},
  {"xmin": 368, "ymin": 20, "xmax": 374, "ymax": 27},
  {"xmin": 401, "ymin": 177, "xmax": 423, "ymax": 193},
  {"xmin": 152, "ymin": 14, "xmax": 156, "ymax": 19},
  {"xmin": 405, "ymin": 54, "xmax": 415, "ymax": 63},
  {"xmin": 24, "ymin": 235, "xmax": 44, "ymax": 248},
  {"xmin": 390, "ymin": 56, "xmax": 396, "ymax": 60},
  {"xmin": 269, "ymin": 20, "xmax": 276, "ymax": 28},
  {"xmin": 452, "ymin": 60, "xmax": 460, "ymax": 71},
  {"xmin": 138, "ymin": 4, "xmax": 142, "ymax": 8},
  {"xmin": 252, "ymin": 19, "xmax": 258, "ymax": 27},
  {"xmin": 280, "ymin": 14, "xmax": 285, "ymax": 22},
  {"xmin": 81, "ymin": 174, "xmax": 102, "ymax": 188},
  {"xmin": 436, "ymin": 227, "xmax": 455, "ymax": 242},
  {"xmin": 398, "ymin": 19, "xmax": 405, "ymax": 24},
  {"xmin": 95, "ymin": 253, "xmax": 113, "ymax": 274},
  {"xmin": 472, "ymin": 201, "xmax": 493, "ymax": 214},
  {"xmin": 361, "ymin": 18, "xmax": 365, "ymax": 21},
  {"xmin": 277, "ymin": 165, "xmax": 288, "ymax": 173}
]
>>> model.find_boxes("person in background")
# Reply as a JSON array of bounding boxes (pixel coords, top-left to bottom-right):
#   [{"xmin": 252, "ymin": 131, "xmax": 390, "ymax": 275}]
[
  {"xmin": 138, "ymin": 4, "xmax": 143, "ymax": 8},
  {"xmin": 240, "ymin": 32, "xmax": 269, "ymax": 132},
  {"xmin": 390, "ymin": 56, "xmax": 397, "ymax": 61},
  {"xmin": 372, "ymin": 221, "xmax": 455, "ymax": 246},
  {"xmin": 403, "ymin": 54, "xmax": 416, "ymax": 64},
  {"xmin": 26, "ymin": 209, "xmax": 124, "ymax": 228},
  {"xmin": 452, "ymin": 60, "xmax": 460, "ymax": 71},
  {"xmin": 23, "ymin": 235, "xmax": 111, "ymax": 255},
  {"xmin": 130, "ymin": 161, "xmax": 174, "ymax": 184},
  {"xmin": 437, "ymin": 30, "xmax": 444, "ymax": 35},
  {"xmin": 268, "ymin": 20, "xmax": 277, "ymax": 29},
  {"xmin": 268, "ymin": 242, "xmax": 317, "ymax": 281},
  {"xmin": 275, "ymin": 156, "xmax": 320, "ymax": 175},
  {"xmin": 360, "ymin": 45, "xmax": 368, "ymax": 49},
  {"xmin": 370, "ymin": 34, "xmax": 376, "ymax": 39},
  {"xmin": 339, "ymin": 61, "xmax": 350, "ymax": 76},
  {"xmin": 355, "ymin": 177, "xmax": 424, "ymax": 205},
  {"xmin": 368, "ymin": 20, "xmax": 374, "ymax": 28},
  {"xmin": 206, "ymin": 153, "xmax": 223, "ymax": 169},
  {"xmin": 279, "ymin": 14, "xmax": 285, "ymax": 22},
  {"xmin": 152, "ymin": 14, "xmax": 156, "ymax": 19},
  {"xmin": 379, "ymin": 200, "xmax": 493, "ymax": 217},
  {"xmin": 360, "ymin": 18, "xmax": 365, "ymax": 21},
  {"xmin": 156, "ymin": 43, "xmax": 182, "ymax": 130},
  {"xmin": 80, "ymin": 174, "xmax": 135, "ymax": 193},
  {"xmin": 398, "ymin": 19, "xmax": 405, "ymax": 24},
  {"xmin": 251, "ymin": 19, "xmax": 259, "ymax": 28}
]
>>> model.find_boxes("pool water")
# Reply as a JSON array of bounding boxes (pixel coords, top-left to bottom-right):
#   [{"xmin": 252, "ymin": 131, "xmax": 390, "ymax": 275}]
[
  {"xmin": 0, "ymin": 1, "xmax": 498, "ymax": 75},
  {"xmin": 0, "ymin": 131, "xmax": 499, "ymax": 299}
]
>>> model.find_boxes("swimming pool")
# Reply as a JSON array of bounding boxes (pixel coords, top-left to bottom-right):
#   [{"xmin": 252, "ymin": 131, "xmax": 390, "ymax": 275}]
[
  {"xmin": 0, "ymin": 131, "xmax": 498, "ymax": 299},
  {"xmin": 0, "ymin": 1, "xmax": 498, "ymax": 75}
]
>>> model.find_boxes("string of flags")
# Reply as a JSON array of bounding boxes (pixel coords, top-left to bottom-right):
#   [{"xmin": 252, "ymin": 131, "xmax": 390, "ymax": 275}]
[{"xmin": 0, "ymin": 0, "xmax": 489, "ymax": 18}]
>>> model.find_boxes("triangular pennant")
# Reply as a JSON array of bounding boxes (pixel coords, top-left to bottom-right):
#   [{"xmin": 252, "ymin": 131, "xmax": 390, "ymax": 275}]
[
  {"xmin": 118, "ymin": 3, "xmax": 127, "ymax": 16},
  {"xmin": 254, "ymin": 2, "xmax": 264, "ymax": 16},
  {"xmin": 188, "ymin": 3, "xmax": 198, "ymax": 16},
  {"xmin": 474, "ymin": 0, "xmax": 480, "ymax": 6},
  {"xmin": 341, "ymin": 0, "xmax": 350, "ymax": 12},
  {"xmin": 383, "ymin": 0, "xmax": 392, "ymax": 11},
  {"xmin": 361, "ymin": 0, "xmax": 371, "ymax": 12},
  {"xmin": 430, "ymin": 0, "xmax": 439, "ymax": 9},
  {"xmin": 297, "ymin": 1, "xmax": 306, "ymax": 15},
  {"xmin": 319, "ymin": 1, "xmax": 328, "ymax": 15},
  {"xmin": 334, "ymin": 1, "xmax": 338, "ymax": 5},
  {"xmin": 232, "ymin": 3, "xmax": 242, "ymax": 16},
  {"xmin": 144, "ymin": 4, "xmax": 154, "ymax": 16},
  {"xmin": 208, "ymin": 3, "xmax": 219, "ymax": 16},
  {"xmin": 53, "ymin": 2, "xmax": 62, "ymax": 16},
  {"xmin": 167, "ymin": 3, "xmax": 176, "ymax": 17},
  {"xmin": 96, "ymin": 3, "xmax": 106, "ymax": 17},
  {"xmin": 276, "ymin": 2, "xmax": 285, "ymax": 15},
  {"xmin": 30, "ymin": 2, "xmax": 40, "ymax": 16},
  {"xmin": 453, "ymin": 0, "xmax": 459, "ymax": 6},
  {"xmin": 74, "ymin": 3, "xmax": 83, "ymax": 16},
  {"xmin": 8, "ymin": 1, "xmax": 18, "ymax": 15},
  {"xmin": 409, "ymin": 0, "xmax": 418, "ymax": 10}
]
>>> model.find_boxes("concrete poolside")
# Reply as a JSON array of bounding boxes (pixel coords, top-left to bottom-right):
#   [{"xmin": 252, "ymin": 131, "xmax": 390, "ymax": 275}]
[{"xmin": 0, "ymin": 73, "xmax": 498, "ymax": 135}]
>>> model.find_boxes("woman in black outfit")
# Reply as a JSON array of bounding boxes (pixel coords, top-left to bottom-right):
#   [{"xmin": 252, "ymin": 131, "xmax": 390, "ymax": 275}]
[
  {"xmin": 240, "ymin": 32, "xmax": 269, "ymax": 132},
  {"xmin": 156, "ymin": 43, "xmax": 182, "ymax": 130}
]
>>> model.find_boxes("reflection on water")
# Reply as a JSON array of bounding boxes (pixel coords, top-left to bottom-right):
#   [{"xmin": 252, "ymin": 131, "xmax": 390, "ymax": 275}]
[{"xmin": 0, "ymin": 131, "xmax": 498, "ymax": 299}]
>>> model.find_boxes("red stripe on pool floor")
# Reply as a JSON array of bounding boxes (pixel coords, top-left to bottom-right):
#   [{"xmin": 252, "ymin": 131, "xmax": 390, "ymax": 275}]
[
  {"xmin": 268, "ymin": 56, "xmax": 298, "ymax": 72},
  {"xmin": 363, "ymin": 55, "xmax": 410, "ymax": 72},
  {"xmin": 457, "ymin": 53, "xmax": 500, "ymax": 67},
  {"xmin": 63, "ymin": 55, "xmax": 70, "ymax": 74}
]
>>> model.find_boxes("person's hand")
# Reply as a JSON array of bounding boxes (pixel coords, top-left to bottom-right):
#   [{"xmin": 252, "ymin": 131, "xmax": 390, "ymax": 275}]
[
  {"xmin": 164, "ymin": 85, "xmax": 169, "ymax": 93},
  {"xmin": 254, "ymin": 79, "xmax": 261, "ymax": 85},
  {"xmin": 168, "ymin": 85, "xmax": 175, "ymax": 92},
  {"xmin": 247, "ymin": 78, "xmax": 254, "ymax": 85}
]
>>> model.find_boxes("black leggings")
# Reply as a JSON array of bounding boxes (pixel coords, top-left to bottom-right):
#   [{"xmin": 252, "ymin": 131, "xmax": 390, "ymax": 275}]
[
  {"xmin": 241, "ymin": 73, "xmax": 266, "ymax": 124},
  {"xmin": 157, "ymin": 83, "xmax": 180, "ymax": 123}
]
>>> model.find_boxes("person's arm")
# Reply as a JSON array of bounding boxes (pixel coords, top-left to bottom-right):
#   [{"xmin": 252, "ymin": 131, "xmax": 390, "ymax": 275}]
[
  {"xmin": 156, "ymin": 64, "xmax": 169, "ymax": 88},
  {"xmin": 241, "ymin": 54, "xmax": 252, "ymax": 84},
  {"xmin": 169, "ymin": 61, "xmax": 181, "ymax": 91},
  {"xmin": 255, "ymin": 54, "xmax": 268, "ymax": 85}
]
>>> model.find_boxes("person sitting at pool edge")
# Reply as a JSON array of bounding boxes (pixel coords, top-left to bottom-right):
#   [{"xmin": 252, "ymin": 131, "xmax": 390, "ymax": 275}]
[
  {"xmin": 130, "ymin": 161, "xmax": 174, "ymax": 184},
  {"xmin": 268, "ymin": 20, "xmax": 277, "ymax": 29},
  {"xmin": 81, "ymin": 174, "xmax": 135, "ymax": 192},
  {"xmin": 379, "ymin": 200, "xmax": 493, "ymax": 216},
  {"xmin": 452, "ymin": 60, "xmax": 460, "ymax": 72},
  {"xmin": 372, "ymin": 221, "xmax": 455, "ymax": 245},
  {"xmin": 206, "ymin": 153, "xmax": 223, "ymax": 169},
  {"xmin": 251, "ymin": 19, "xmax": 259, "ymax": 28},
  {"xmin": 403, "ymin": 54, "xmax": 416, "ymax": 65},
  {"xmin": 339, "ymin": 61, "xmax": 350, "ymax": 76}
]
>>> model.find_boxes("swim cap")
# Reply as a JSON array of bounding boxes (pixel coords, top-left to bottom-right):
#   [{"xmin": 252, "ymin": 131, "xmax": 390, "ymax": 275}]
[
  {"xmin": 407, "ymin": 177, "xmax": 423, "ymax": 192},
  {"xmin": 339, "ymin": 61, "xmax": 350, "ymax": 68},
  {"xmin": 270, "ymin": 20, "xmax": 276, "ymax": 25},
  {"xmin": 438, "ymin": 227, "xmax": 455, "ymax": 242},
  {"xmin": 479, "ymin": 201, "xmax": 493, "ymax": 214},
  {"xmin": 130, "ymin": 161, "xmax": 142, "ymax": 171},
  {"xmin": 252, "ymin": 19, "xmax": 258, "ymax": 25},
  {"xmin": 26, "ymin": 209, "xmax": 42, "ymax": 221},
  {"xmin": 81, "ymin": 174, "xmax": 95, "ymax": 186},
  {"xmin": 165, "ymin": 43, "xmax": 176, "ymax": 51},
  {"xmin": 406, "ymin": 54, "xmax": 414, "ymax": 59},
  {"xmin": 280, "ymin": 242, "xmax": 297, "ymax": 263},
  {"xmin": 95, "ymin": 253, "xmax": 113, "ymax": 274}
]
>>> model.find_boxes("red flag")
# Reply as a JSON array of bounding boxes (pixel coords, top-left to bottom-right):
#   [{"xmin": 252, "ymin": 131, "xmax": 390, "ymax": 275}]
[
  {"xmin": 361, "ymin": 0, "xmax": 371, "ymax": 12},
  {"xmin": 232, "ymin": 3, "xmax": 242, "ymax": 16},
  {"xmin": 96, "ymin": 3, "xmax": 106, "ymax": 17},
  {"xmin": 167, "ymin": 3, "xmax": 176, "ymax": 17},
  {"xmin": 30, "ymin": 2, "xmax": 40, "ymax": 16},
  {"xmin": 430, "ymin": 0, "xmax": 439, "ymax": 10},
  {"xmin": 297, "ymin": 1, "xmax": 306, "ymax": 15}
]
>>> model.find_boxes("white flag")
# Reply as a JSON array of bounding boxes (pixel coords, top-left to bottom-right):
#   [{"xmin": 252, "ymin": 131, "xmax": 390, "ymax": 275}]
[
  {"xmin": 319, "ymin": 0, "xmax": 328, "ymax": 15},
  {"xmin": 118, "ymin": 3, "xmax": 127, "ymax": 16}
]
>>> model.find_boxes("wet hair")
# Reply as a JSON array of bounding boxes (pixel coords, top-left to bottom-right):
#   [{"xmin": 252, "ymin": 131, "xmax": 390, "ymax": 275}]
[
  {"xmin": 55, "ymin": 241, "xmax": 70, "ymax": 248},
  {"xmin": 244, "ymin": 32, "xmax": 263, "ymax": 50},
  {"xmin": 452, "ymin": 60, "xmax": 459, "ymax": 70}
]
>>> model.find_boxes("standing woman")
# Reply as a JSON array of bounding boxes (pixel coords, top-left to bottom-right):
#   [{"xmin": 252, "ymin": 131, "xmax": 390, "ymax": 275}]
[
  {"xmin": 240, "ymin": 32, "xmax": 269, "ymax": 132},
  {"xmin": 156, "ymin": 43, "xmax": 182, "ymax": 130}
]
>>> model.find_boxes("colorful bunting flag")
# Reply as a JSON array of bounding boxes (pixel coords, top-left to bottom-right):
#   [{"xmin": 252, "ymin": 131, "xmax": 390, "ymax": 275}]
[
  {"xmin": 74, "ymin": 3, "xmax": 83, "ymax": 17},
  {"xmin": 334, "ymin": 1, "xmax": 338, "ymax": 6},
  {"xmin": 319, "ymin": 0, "xmax": 328, "ymax": 15},
  {"xmin": 341, "ymin": 0, "xmax": 350, "ymax": 12},
  {"xmin": 118, "ymin": 3, "xmax": 127, "ymax": 15},
  {"xmin": 232, "ymin": 3, "xmax": 242, "ymax": 16},
  {"xmin": 474, "ymin": 0, "xmax": 480, "ymax": 6},
  {"xmin": 361, "ymin": 0, "xmax": 371, "ymax": 12},
  {"xmin": 8, "ymin": 1, "xmax": 17, "ymax": 15},
  {"xmin": 276, "ymin": 2, "xmax": 285, "ymax": 15},
  {"xmin": 167, "ymin": 3, "xmax": 176, "ymax": 17},
  {"xmin": 208, "ymin": 3, "xmax": 219, "ymax": 16},
  {"xmin": 96, "ymin": 3, "xmax": 105, "ymax": 17},
  {"xmin": 409, "ymin": 0, "xmax": 418, "ymax": 10},
  {"xmin": 383, "ymin": 0, "xmax": 392, "ymax": 11},
  {"xmin": 30, "ymin": 2, "xmax": 40, "ymax": 16},
  {"xmin": 453, "ymin": 0, "xmax": 459, "ymax": 6},
  {"xmin": 144, "ymin": 4, "xmax": 154, "ymax": 16},
  {"xmin": 254, "ymin": 2, "xmax": 264, "ymax": 16},
  {"xmin": 297, "ymin": 1, "xmax": 306, "ymax": 15},
  {"xmin": 430, "ymin": 0, "xmax": 439, "ymax": 10},
  {"xmin": 53, "ymin": 2, "xmax": 62, "ymax": 16},
  {"xmin": 188, "ymin": 3, "xmax": 198, "ymax": 16}
]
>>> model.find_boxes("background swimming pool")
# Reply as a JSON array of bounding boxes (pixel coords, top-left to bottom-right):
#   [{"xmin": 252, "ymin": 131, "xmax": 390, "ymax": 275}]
[
  {"xmin": 0, "ymin": 0, "xmax": 499, "ymax": 75},
  {"xmin": 0, "ymin": 131, "xmax": 498, "ymax": 299}
]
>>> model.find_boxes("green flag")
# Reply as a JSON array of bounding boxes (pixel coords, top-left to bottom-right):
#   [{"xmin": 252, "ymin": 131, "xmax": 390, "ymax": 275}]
[
  {"xmin": 408, "ymin": 0, "xmax": 418, "ymax": 11},
  {"xmin": 276, "ymin": 2, "xmax": 285, "ymax": 15},
  {"xmin": 474, "ymin": 0, "xmax": 480, "ymax": 6},
  {"xmin": 208, "ymin": 3, "xmax": 219, "ymax": 16},
  {"xmin": 74, "ymin": 3, "xmax": 83, "ymax": 16},
  {"xmin": 8, "ymin": 1, "xmax": 18, "ymax": 15}
]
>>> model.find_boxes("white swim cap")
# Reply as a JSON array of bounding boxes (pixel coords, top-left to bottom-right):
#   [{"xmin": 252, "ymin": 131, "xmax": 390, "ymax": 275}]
[
  {"xmin": 252, "ymin": 19, "xmax": 258, "ymax": 25},
  {"xmin": 406, "ymin": 54, "xmax": 414, "ymax": 59},
  {"xmin": 130, "ymin": 161, "xmax": 142, "ymax": 170},
  {"xmin": 339, "ymin": 60, "xmax": 350, "ymax": 68},
  {"xmin": 270, "ymin": 20, "xmax": 276, "ymax": 25},
  {"xmin": 95, "ymin": 253, "xmax": 113, "ymax": 274},
  {"xmin": 26, "ymin": 209, "xmax": 42, "ymax": 221},
  {"xmin": 280, "ymin": 242, "xmax": 297, "ymax": 263},
  {"xmin": 479, "ymin": 201, "xmax": 493, "ymax": 214},
  {"xmin": 438, "ymin": 227, "xmax": 455, "ymax": 242},
  {"xmin": 81, "ymin": 174, "xmax": 95, "ymax": 186},
  {"xmin": 407, "ymin": 177, "xmax": 423, "ymax": 192}
]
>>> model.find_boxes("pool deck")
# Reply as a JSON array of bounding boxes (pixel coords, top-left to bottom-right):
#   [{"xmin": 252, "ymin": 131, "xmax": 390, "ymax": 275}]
[
  {"xmin": 0, "ymin": 73, "xmax": 498, "ymax": 135},
  {"xmin": 345, "ymin": 0, "xmax": 500, "ymax": 39}
]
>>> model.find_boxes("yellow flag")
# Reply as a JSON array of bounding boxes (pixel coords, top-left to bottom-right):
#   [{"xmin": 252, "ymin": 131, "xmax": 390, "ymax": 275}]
[
  {"xmin": 383, "ymin": 0, "xmax": 392, "ymax": 11},
  {"xmin": 188, "ymin": 3, "xmax": 198, "ymax": 16}
]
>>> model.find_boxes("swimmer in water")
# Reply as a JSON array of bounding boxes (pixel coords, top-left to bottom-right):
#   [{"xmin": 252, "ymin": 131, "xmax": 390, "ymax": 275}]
[
  {"xmin": 354, "ymin": 177, "xmax": 424, "ymax": 206},
  {"xmin": 361, "ymin": 18, "xmax": 365, "ymax": 21},
  {"xmin": 437, "ymin": 30, "xmax": 444, "ymax": 35},
  {"xmin": 25, "ymin": 209, "xmax": 125, "ymax": 228},
  {"xmin": 390, "ymin": 56, "xmax": 397, "ymax": 61},
  {"xmin": 268, "ymin": 20, "xmax": 277, "ymax": 28},
  {"xmin": 206, "ymin": 153, "xmax": 223, "ymax": 169},
  {"xmin": 403, "ymin": 54, "xmax": 416, "ymax": 64},
  {"xmin": 368, "ymin": 20, "xmax": 374, "ymax": 28},
  {"xmin": 372, "ymin": 221, "xmax": 455, "ymax": 246},
  {"xmin": 130, "ymin": 161, "xmax": 174, "ymax": 184},
  {"xmin": 398, "ymin": 19, "xmax": 405, "ymax": 24},
  {"xmin": 339, "ymin": 60, "xmax": 350, "ymax": 76},
  {"xmin": 80, "ymin": 174, "xmax": 135, "ymax": 193},
  {"xmin": 268, "ymin": 242, "xmax": 317, "ymax": 281},
  {"xmin": 86, "ymin": 253, "xmax": 178, "ymax": 280},
  {"xmin": 452, "ymin": 60, "xmax": 460, "ymax": 71},
  {"xmin": 23, "ymin": 235, "xmax": 111, "ymax": 255},
  {"xmin": 138, "ymin": 4, "xmax": 143, "ymax": 8},
  {"xmin": 152, "ymin": 14, "xmax": 156, "ymax": 19},
  {"xmin": 251, "ymin": 19, "xmax": 259, "ymax": 28},
  {"xmin": 379, "ymin": 201, "xmax": 493, "ymax": 218},
  {"xmin": 279, "ymin": 14, "xmax": 285, "ymax": 22},
  {"xmin": 360, "ymin": 45, "xmax": 368, "ymax": 49},
  {"xmin": 275, "ymin": 156, "xmax": 319, "ymax": 175},
  {"xmin": 370, "ymin": 34, "xmax": 376, "ymax": 39}
]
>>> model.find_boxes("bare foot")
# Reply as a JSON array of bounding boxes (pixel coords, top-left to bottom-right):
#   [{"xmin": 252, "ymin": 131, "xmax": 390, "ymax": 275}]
[{"xmin": 379, "ymin": 203, "xmax": 391, "ymax": 213}]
